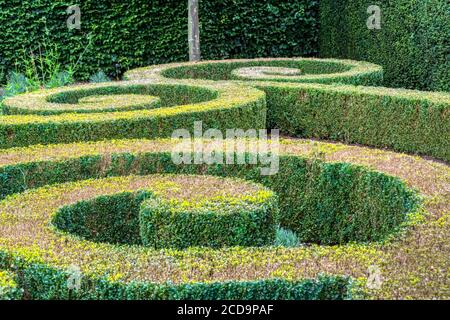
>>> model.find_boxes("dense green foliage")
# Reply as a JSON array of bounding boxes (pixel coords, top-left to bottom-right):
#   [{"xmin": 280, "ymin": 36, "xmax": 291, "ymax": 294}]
[
  {"xmin": 0, "ymin": 0, "xmax": 319, "ymax": 84},
  {"xmin": 53, "ymin": 191, "xmax": 152, "ymax": 246},
  {"xmin": 0, "ymin": 151, "xmax": 419, "ymax": 244},
  {"xmin": 0, "ymin": 149, "xmax": 416, "ymax": 299},
  {"xmin": 0, "ymin": 57, "xmax": 444, "ymax": 300},
  {"xmin": 0, "ymin": 254, "xmax": 352, "ymax": 300},
  {"xmin": 319, "ymin": 0, "xmax": 450, "ymax": 91},
  {"xmin": 53, "ymin": 186, "xmax": 278, "ymax": 249},
  {"xmin": 260, "ymin": 84, "xmax": 450, "ymax": 162},
  {"xmin": 139, "ymin": 192, "xmax": 278, "ymax": 249},
  {"xmin": 0, "ymin": 270, "xmax": 22, "ymax": 300},
  {"xmin": 159, "ymin": 58, "xmax": 383, "ymax": 85},
  {"xmin": 128, "ymin": 59, "xmax": 450, "ymax": 162}
]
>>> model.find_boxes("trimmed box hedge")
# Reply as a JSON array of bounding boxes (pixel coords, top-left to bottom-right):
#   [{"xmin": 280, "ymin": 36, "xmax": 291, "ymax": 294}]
[
  {"xmin": 52, "ymin": 177, "xmax": 278, "ymax": 249},
  {"xmin": 140, "ymin": 192, "xmax": 278, "ymax": 249},
  {"xmin": 0, "ymin": 147, "xmax": 417, "ymax": 299},
  {"xmin": 126, "ymin": 58, "xmax": 450, "ymax": 162},
  {"xmin": 137, "ymin": 58, "xmax": 384, "ymax": 86},
  {"xmin": 0, "ymin": 57, "xmax": 447, "ymax": 300},
  {"xmin": 0, "ymin": 148, "xmax": 419, "ymax": 247},
  {"xmin": 0, "ymin": 82, "xmax": 266, "ymax": 148},
  {"xmin": 0, "ymin": 270, "xmax": 22, "ymax": 300}
]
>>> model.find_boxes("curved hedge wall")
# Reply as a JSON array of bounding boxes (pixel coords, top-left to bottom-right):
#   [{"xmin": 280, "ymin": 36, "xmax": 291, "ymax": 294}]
[
  {"xmin": 0, "ymin": 82, "xmax": 265, "ymax": 148},
  {"xmin": 319, "ymin": 0, "xmax": 450, "ymax": 92},
  {"xmin": 0, "ymin": 57, "xmax": 447, "ymax": 300},
  {"xmin": 158, "ymin": 58, "xmax": 383, "ymax": 85},
  {"xmin": 139, "ymin": 192, "xmax": 278, "ymax": 249},
  {"xmin": 126, "ymin": 58, "xmax": 450, "ymax": 162},
  {"xmin": 0, "ymin": 0, "xmax": 319, "ymax": 84},
  {"xmin": 52, "ymin": 177, "xmax": 279, "ymax": 249},
  {"xmin": 0, "ymin": 270, "xmax": 22, "ymax": 300}
]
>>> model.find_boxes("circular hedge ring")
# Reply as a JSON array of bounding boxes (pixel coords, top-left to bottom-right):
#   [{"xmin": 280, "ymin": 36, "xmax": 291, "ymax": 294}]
[
  {"xmin": 125, "ymin": 58, "xmax": 449, "ymax": 162},
  {"xmin": 126, "ymin": 58, "xmax": 384, "ymax": 85},
  {"xmin": 50, "ymin": 175, "xmax": 278, "ymax": 249},
  {"xmin": 0, "ymin": 82, "xmax": 265, "ymax": 149},
  {"xmin": 0, "ymin": 57, "xmax": 448, "ymax": 300}
]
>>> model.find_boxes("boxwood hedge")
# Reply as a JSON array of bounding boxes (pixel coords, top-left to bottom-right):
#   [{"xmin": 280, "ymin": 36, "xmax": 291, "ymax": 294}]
[
  {"xmin": 140, "ymin": 192, "xmax": 278, "ymax": 249},
  {"xmin": 0, "ymin": 57, "xmax": 447, "ymax": 300},
  {"xmin": 319, "ymin": 0, "xmax": 450, "ymax": 91},
  {"xmin": 0, "ymin": 270, "xmax": 22, "ymax": 300},
  {"xmin": 0, "ymin": 82, "xmax": 266, "ymax": 148},
  {"xmin": 52, "ymin": 179, "xmax": 278, "ymax": 249},
  {"xmin": 0, "ymin": 148, "xmax": 416, "ymax": 299},
  {"xmin": 0, "ymin": 0, "xmax": 319, "ymax": 84}
]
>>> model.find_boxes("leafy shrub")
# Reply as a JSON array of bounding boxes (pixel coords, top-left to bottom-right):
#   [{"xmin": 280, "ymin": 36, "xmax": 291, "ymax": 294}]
[
  {"xmin": 4, "ymin": 72, "xmax": 38, "ymax": 97},
  {"xmin": 139, "ymin": 191, "xmax": 278, "ymax": 249},
  {"xmin": 127, "ymin": 59, "xmax": 449, "ymax": 162},
  {"xmin": 0, "ymin": 82, "xmax": 265, "ymax": 147},
  {"xmin": 157, "ymin": 58, "xmax": 383, "ymax": 86},
  {"xmin": 0, "ymin": 151, "xmax": 419, "ymax": 245},
  {"xmin": 45, "ymin": 71, "xmax": 74, "ymax": 89},
  {"xmin": 11, "ymin": 260, "xmax": 353, "ymax": 300},
  {"xmin": 0, "ymin": 152, "xmax": 418, "ymax": 299},
  {"xmin": 53, "ymin": 191, "xmax": 152, "ymax": 246},
  {"xmin": 12, "ymin": 35, "xmax": 76, "ymax": 90}
]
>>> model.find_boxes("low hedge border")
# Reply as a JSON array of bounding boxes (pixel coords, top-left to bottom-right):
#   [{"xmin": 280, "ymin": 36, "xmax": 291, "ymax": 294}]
[
  {"xmin": 0, "ymin": 81, "xmax": 266, "ymax": 148},
  {"xmin": 0, "ymin": 137, "xmax": 446, "ymax": 299},
  {"xmin": 0, "ymin": 148, "xmax": 419, "ymax": 246},
  {"xmin": 125, "ymin": 58, "xmax": 450, "ymax": 162},
  {"xmin": 7, "ymin": 258, "xmax": 354, "ymax": 300},
  {"xmin": 140, "ymin": 192, "xmax": 278, "ymax": 249},
  {"xmin": 127, "ymin": 58, "xmax": 384, "ymax": 86},
  {"xmin": 0, "ymin": 173, "xmax": 361, "ymax": 299},
  {"xmin": 258, "ymin": 83, "xmax": 450, "ymax": 162},
  {"xmin": 3, "ymin": 93, "xmax": 161, "ymax": 115}
]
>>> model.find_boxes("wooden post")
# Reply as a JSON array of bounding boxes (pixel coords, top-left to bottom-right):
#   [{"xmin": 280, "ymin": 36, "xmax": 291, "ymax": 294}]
[{"xmin": 188, "ymin": 0, "xmax": 201, "ymax": 61}]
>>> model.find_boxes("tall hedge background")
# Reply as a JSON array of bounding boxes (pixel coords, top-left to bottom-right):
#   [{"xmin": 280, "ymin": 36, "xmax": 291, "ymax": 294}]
[
  {"xmin": 0, "ymin": 0, "xmax": 319, "ymax": 84},
  {"xmin": 1, "ymin": 0, "xmax": 448, "ymax": 92},
  {"xmin": 319, "ymin": 0, "xmax": 449, "ymax": 92}
]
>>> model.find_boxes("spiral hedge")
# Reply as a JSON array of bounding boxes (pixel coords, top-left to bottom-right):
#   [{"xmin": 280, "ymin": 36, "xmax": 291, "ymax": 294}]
[{"xmin": 0, "ymin": 57, "xmax": 449, "ymax": 300}]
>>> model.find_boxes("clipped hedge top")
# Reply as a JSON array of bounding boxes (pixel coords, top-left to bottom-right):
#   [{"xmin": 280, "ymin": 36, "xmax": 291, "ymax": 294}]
[
  {"xmin": 125, "ymin": 57, "xmax": 384, "ymax": 85},
  {"xmin": 125, "ymin": 58, "xmax": 450, "ymax": 105},
  {"xmin": 1, "ymin": 58, "xmax": 448, "ymax": 161},
  {"xmin": 0, "ymin": 81, "xmax": 263, "ymax": 125},
  {"xmin": 0, "ymin": 174, "xmax": 275, "ymax": 283}
]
